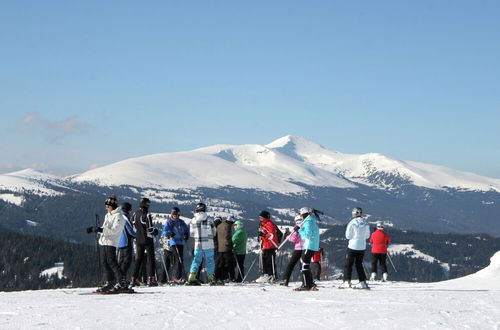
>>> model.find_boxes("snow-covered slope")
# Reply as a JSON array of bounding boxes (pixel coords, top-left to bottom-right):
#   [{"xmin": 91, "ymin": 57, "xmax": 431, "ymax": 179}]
[
  {"xmin": 69, "ymin": 135, "xmax": 500, "ymax": 193},
  {"xmin": 0, "ymin": 169, "xmax": 68, "ymax": 200}
]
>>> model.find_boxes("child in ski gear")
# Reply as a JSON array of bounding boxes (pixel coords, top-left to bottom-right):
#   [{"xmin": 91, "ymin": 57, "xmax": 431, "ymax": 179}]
[
  {"xmin": 187, "ymin": 203, "xmax": 216, "ymax": 285},
  {"xmin": 256, "ymin": 210, "xmax": 279, "ymax": 283},
  {"xmin": 130, "ymin": 197, "xmax": 158, "ymax": 287},
  {"xmin": 232, "ymin": 220, "xmax": 247, "ymax": 282},
  {"xmin": 86, "ymin": 196, "xmax": 127, "ymax": 292},
  {"xmin": 280, "ymin": 215, "xmax": 303, "ymax": 286},
  {"xmin": 215, "ymin": 216, "xmax": 235, "ymax": 283},
  {"xmin": 311, "ymin": 247, "xmax": 324, "ymax": 281},
  {"xmin": 340, "ymin": 207, "xmax": 371, "ymax": 289},
  {"xmin": 295, "ymin": 206, "xmax": 320, "ymax": 291},
  {"xmin": 369, "ymin": 222, "xmax": 391, "ymax": 281},
  {"xmin": 117, "ymin": 202, "xmax": 136, "ymax": 282},
  {"xmin": 161, "ymin": 207, "xmax": 189, "ymax": 282}
]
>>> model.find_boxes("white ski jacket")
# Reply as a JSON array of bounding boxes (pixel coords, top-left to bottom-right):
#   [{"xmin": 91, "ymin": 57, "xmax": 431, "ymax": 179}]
[
  {"xmin": 345, "ymin": 216, "xmax": 371, "ymax": 251},
  {"xmin": 189, "ymin": 212, "xmax": 215, "ymax": 250},
  {"xmin": 99, "ymin": 206, "xmax": 126, "ymax": 247}
]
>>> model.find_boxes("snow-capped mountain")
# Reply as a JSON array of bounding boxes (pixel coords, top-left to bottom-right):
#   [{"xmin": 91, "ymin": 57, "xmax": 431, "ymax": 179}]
[{"xmin": 68, "ymin": 135, "xmax": 500, "ymax": 193}]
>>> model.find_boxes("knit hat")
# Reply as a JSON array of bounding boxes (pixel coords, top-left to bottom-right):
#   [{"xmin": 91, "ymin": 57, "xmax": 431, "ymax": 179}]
[
  {"xmin": 234, "ymin": 220, "xmax": 243, "ymax": 228},
  {"xmin": 259, "ymin": 210, "xmax": 270, "ymax": 219},
  {"xmin": 121, "ymin": 202, "xmax": 132, "ymax": 213},
  {"xmin": 105, "ymin": 196, "xmax": 118, "ymax": 208},
  {"xmin": 139, "ymin": 197, "xmax": 151, "ymax": 209}
]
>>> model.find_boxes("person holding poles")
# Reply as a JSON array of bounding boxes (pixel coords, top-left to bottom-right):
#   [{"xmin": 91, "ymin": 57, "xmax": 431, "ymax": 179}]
[
  {"xmin": 294, "ymin": 206, "xmax": 320, "ymax": 291},
  {"xmin": 369, "ymin": 221, "xmax": 391, "ymax": 281},
  {"xmin": 231, "ymin": 220, "xmax": 247, "ymax": 282},
  {"xmin": 161, "ymin": 206, "xmax": 189, "ymax": 283},
  {"xmin": 256, "ymin": 210, "xmax": 279, "ymax": 283}
]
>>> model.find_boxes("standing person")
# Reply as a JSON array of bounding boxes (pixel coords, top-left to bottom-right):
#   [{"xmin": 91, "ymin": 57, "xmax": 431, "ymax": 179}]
[
  {"xmin": 161, "ymin": 207, "xmax": 190, "ymax": 283},
  {"xmin": 86, "ymin": 196, "xmax": 128, "ymax": 293},
  {"xmin": 256, "ymin": 210, "xmax": 280, "ymax": 283},
  {"xmin": 214, "ymin": 216, "xmax": 235, "ymax": 284},
  {"xmin": 130, "ymin": 197, "xmax": 159, "ymax": 287},
  {"xmin": 369, "ymin": 222, "xmax": 391, "ymax": 281},
  {"xmin": 311, "ymin": 247, "xmax": 324, "ymax": 281},
  {"xmin": 294, "ymin": 207, "xmax": 320, "ymax": 291},
  {"xmin": 232, "ymin": 220, "xmax": 247, "ymax": 282},
  {"xmin": 339, "ymin": 207, "xmax": 371, "ymax": 289},
  {"xmin": 280, "ymin": 215, "xmax": 304, "ymax": 287},
  {"xmin": 117, "ymin": 202, "xmax": 136, "ymax": 285},
  {"xmin": 186, "ymin": 202, "xmax": 216, "ymax": 285}
]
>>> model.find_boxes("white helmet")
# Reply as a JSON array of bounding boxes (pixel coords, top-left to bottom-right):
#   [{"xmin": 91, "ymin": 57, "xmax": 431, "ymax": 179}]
[
  {"xmin": 376, "ymin": 222, "xmax": 384, "ymax": 229},
  {"xmin": 299, "ymin": 206, "xmax": 313, "ymax": 216},
  {"xmin": 352, "ymin": 207, "xmax": 362, "ymax": 218},
  {"xmin": 294, "ymin": 215, "xmax": 302, "ymax": 222}
]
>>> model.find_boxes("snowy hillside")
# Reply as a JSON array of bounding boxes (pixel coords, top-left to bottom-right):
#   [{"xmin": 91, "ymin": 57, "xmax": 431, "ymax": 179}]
[
  {"xmin": 68, "ymin": 135, "xmax": 500, "ymax": 193},
  {"xmin": 1, "ymin": 251, "xmax": 499, "ymax": 329}
]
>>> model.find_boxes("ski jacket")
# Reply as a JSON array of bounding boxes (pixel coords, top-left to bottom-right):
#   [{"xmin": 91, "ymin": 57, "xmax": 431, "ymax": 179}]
[
  {"xmin": 298, "ymin": 214, "xmax": 320, "ymax": 251},
  {"xmin": 99, "ymin": 206, "xmax": 126, "ymax": 247},
  {"xmin": 259, "ymin": 218, "xmax": 279, "ymax": 250},
  {"xmin": 287, "ymin": 225, "xmax": 303, "ymax": 251},
  {"xmin": 189, "ymin": 212, "xmax": 215, "ymax": 250},
  {"xmin": 232, "ymin": 222, "xmax": 247, "ymax": 255},
  {"xmin": 345, "ymin": 217, "xmax": 371, "ymax": 251},
  {"xmin": 312, "ymin": 249, "xmax": 323, "ymax": 263},
  {"xmin": 370, "ymin": 229, "xmax": 391, "ymax": 254},
  {"xmin": 132, "ymin": 208, "xmax": 155, "ymax": 245},
  {"xmin": 216, "ymin": 220, "xmax": 234, "ymax": 253},
  {"xmin": 118, "ymin": 211, "xmax": 136, "ymax": 249},
  {"xmin": 161, "ymin": 216, "xmax": 189, "ymax": 246}
]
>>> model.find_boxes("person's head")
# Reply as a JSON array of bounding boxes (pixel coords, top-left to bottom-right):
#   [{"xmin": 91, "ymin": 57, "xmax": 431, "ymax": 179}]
[
  {"xmin": 352, "ymin": 207, "xmax": 362, "ymax": 218},
  {"xmin": 121, "ymin": 202, "xmax": 132, "ymax": 213},
  {"xmin": 233, "ymin": 220, "xmax": 243, "ymax": 230},
  {"xmin": 259, "ymin": 210, "xmax": 270, "ymax": 221},
  {"xmin": 171, "ymin": 206, "xmax": 180, "ymax": 218},
  {"xmin": 294, "ymin": 214, "xmax": 302, "ymax": 223},
  {"xmin": 195, "ymin": 202, "xmax": 207, "ymax": 213},
  {"xmin": 376, "ymin": 222, "xmax": 384, "ymax": 230},
  {"xmin": 105, "ymin": 196, "xmax": 118, "ymax": 212},
  {"xmin": 299, "ymin": 206, "xmax": 313, "ymax": 219},
  {"xmin": 139, "ymin": 197, "xmax": 151, "ymax": 210}
]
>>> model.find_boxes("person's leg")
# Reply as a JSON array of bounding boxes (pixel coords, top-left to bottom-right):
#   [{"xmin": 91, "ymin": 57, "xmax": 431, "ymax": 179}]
[
  {"xmin": 300, "ymin": 249, "xmax": 315, "ymax": 288},
  {"xmin": 354, "ymin": 250, "xmax": 367, "ymax": 282},
  {"xmin": 343, "ymin": 249, "xmax": 355, "ymax": 282},
  {"xmin": 282, "ymin": 250, "xmax": 302, "ymax": 284}
]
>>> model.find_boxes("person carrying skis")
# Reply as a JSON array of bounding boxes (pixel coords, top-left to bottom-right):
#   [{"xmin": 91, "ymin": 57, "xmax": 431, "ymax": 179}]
[
  {"xmin": 369, "ymin": 221, "xmax": 391, "ymax": 281},
  {"xmin": 186, "ymin": 202, "xmax": 217, "ymax": 285},
  {"xmin": 86, "ymin": 196, "xmax": 128, "ymax": 293},
  {"xmin": 311, "ymin": 247, "xmax": 324, "ymax": 281},
  {"xmin": 117, "ymin": 202, "xmax": 136, "ymax": 285},
  {"xmin": 280, "ymin": 215, "xmax": 303, "ymax": 286},
  {"xmin": 294, "ymin": 206, "xmax": 320, "ymax": 291},
  {"xmin": 161, "ymin": 206, "xmax": 189, "ymax": 283},
  {"xmin": 214, "ymin": 215, "xmax": 235, "ymax": 284},
  {"xmin": 256, "ymin": 210, "xmax": 280, "ymax": 283},
  {"xmin": 232, "ymin": 220, "xmax": 247, "ymax": 282},
  {"xmin": 339, "ymin": 207, "xmax": 371, "ymax": 289},
  {"xmin": 130, "ymin": 197, "xmax": 159, "ymax": 287}
]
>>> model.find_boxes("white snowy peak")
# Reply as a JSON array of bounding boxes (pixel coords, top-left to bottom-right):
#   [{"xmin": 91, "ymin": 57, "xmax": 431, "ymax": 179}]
[{"xmin": 0, "ymin": 169, "xmax": 67, "ymax": 196}]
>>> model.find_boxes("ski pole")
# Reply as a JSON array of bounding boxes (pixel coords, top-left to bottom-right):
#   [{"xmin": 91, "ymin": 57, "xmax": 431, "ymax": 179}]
[
  {"xmin": 233, "ymin": 253, "xmax": 244, "ymax": 281},
  {"xmin": 159, "ymin": 245, "xmax": 171, "ymax": 282},
  {"xmin": 95, "ymin": 214, "xmax": 102, "ymax": 283},
  {"xmin": 243, "ymin": 255, "xmax": 258, "ymax": 282},
  {"xmin": 174, "ymin": 245, "xmax": 186, "ymax": 280},
  {"xmin": 387, "ymin": 253, "xmax": 397, "ymax": 273}
]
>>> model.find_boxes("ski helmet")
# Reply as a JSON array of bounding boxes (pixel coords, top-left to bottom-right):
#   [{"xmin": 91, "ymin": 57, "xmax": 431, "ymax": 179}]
[
  {"xmin": 171, "ymin": 207, "xmax": 180, "ymax": 215},
  {"xmin": 139, "ymin": 197, "xmax": 151, "ymax": 209},
  {"xmin": 352, "ymin": 207, "xmax": 362, "ymax": 218},
  {"xmin": 299, "ymin": 206, "xmax": 313, "ymax": 216},
  {"xmin": 195, "ymin": 202, "xmax": 207, "ymax": 212},
  {"xmin": 121, "ymin": 202, "xmax": 132, "ymax": 213},
  {"xmin": 259, "ymin": 210, "xmax": 270, "ymax": 219},
  {"xmin": 105, "ymin": 196, "xmax": 118, "ymax": 208},
  {"xmin": 376, "ymin": 222, "xmax": 384, "ymax": 229}
]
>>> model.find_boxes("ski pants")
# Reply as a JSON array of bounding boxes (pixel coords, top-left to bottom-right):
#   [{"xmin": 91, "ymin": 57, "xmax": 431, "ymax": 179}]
[
  {"xmin": 300, "ymin": 249, "xmax": 316, "ymax": 288},
  {"xmin": 262, "ymin": 248, "xmax": 277, "ymax": 277},
  {"xmin": 190, "ymin": 249, "xmax": 215, "ymax": 276},
  {"xmin": 132, "ymin": 242, "xmax": 156, "ymax": 279},
  {"xmin": 171, "ymin": 245, "xmax": 185, "ymax": 280},
  {"xmin": 311, "ymin": 262, "xmax": 321, "ymax": 280},
  {"xmin": 100, "ymin": 245, "xmax": 124, "ymax": 284},
  {"xmin": 282, "ymin": 249, "xmax": 302, "ymax": 284},
  {"xmin": 117, "ymin": 244, "xmax": 133, "ymax": 278},
  {"xmin": 371, "ymin": 253, "xmax": 388, "ymax": 274},
  {"xmin": 343, "ymin": 248, "xmax": 367, "ymax": 282},
  {"xmin": 215, "ymin": 251, "xmax": 235, "ymax": 281},
  {"xmin": 159, "ymin": 248, "xmax": 174, "ymax": 283},
  {"xmin": 234, "ymin": 254, "xmax": 246, "ymax": 282}
]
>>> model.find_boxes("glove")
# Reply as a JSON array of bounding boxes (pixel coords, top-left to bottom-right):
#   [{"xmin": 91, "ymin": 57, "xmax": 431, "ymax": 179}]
[
  {"xmin": 86, "ymin": 227, "xmax": 93, "ymax": 234},
  {"xmin": 293, "ymin": 225, "xmax": 300, "ymax": 232},
  {"xmin": 284, "ymin": 228, "xmax": 291, "ymax": 235},
  {"xmin": 183, "ymin": 234, "xmax": 189, "ymax": 241},
  {"xmin": 258, "ymin": 232, "xmax": 265, "ymax": 237},
  {"xmin": 148, "ymin": 227, "xmax": 159, "ymax": 236},
  {"xmin": 166, "ymin": 231, "xmax": 175, "ymax": 238},
  {"xmin": 86, "ymin": 226, "xmax": 102, "ymax": 234}
]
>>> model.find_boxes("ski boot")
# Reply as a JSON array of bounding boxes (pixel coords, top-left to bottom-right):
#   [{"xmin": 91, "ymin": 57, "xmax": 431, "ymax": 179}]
[
  {"xmin": 95, "ymin": 282, "xmax": 113, "ymax": 293},
  {"xmin": 352, "ymin": 281, "xmax": 370, "ymax": 290},
  {"xmin": 147, "ymin": 276, "xmax": 158, "ymax": 287},
  {"xmin": 338, "ymin": 281, "xmax": 351, "ymax": 289},
  {"xmin": 382, "ymin": 272, "xmax": 388, "ymax": 282},
  {"xmin": 293, "ymin": 284, "xmax": 318, "ymax": 291},
  {"xmin": 186, "ymin": 272, "xmax": 201, "ymax": 286},
  {"xmin": 369, "ymin": 272, "xmax": 376, "ymax": 281}
]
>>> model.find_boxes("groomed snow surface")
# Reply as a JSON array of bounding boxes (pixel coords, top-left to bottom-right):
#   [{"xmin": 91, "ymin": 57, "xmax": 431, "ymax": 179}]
[{"xmin": 1, "ymin": 252, "xmax": 500, "ymax": 330}]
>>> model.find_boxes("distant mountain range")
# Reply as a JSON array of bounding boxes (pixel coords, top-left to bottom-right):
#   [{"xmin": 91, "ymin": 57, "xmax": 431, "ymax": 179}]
[{"xmin": 1, "ymin": 135, "xmax": 499, "ymax": 238}]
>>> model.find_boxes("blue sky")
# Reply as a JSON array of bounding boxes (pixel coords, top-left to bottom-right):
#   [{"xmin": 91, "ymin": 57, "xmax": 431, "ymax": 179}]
[{"xmin": 1, "ymin": 1, "xmax": 499, "ymax": 178}]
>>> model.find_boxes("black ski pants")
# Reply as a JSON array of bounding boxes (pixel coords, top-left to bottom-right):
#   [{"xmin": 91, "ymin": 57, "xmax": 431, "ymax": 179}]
[
  {"xmin": 261, "ymin": 248, "xmax": 277, "ymax": 277},
  {"xmin": 282, "ymin": 249, "xmax": 302, "ymax": 284},
  {"xmin": 311, "ymin": 262, "xmax": 321, "ymax": 280},
  {"xmin": 371, "ymin": 253, "xmax": 388, "ymax": 274},
  {"xmin": 343, "ymin": 248, "xmax": 367, "ymax": 282},
  {"xmin": 132, "ymin": 242, "xmax": 156, "ymax": 279},
  {"xmin": 215, "ymin": 251, "xmax": 235, "ymax": 281},
  {"xmin": 171, "ymin": 244, "xmax": 185, "ymax": 280},
  {"xmin": 100, "ymin": 245, "xmax": 124, "ymax": 284},
  {"xmin": 117, "ymin": 244, "xmax": 133, "ymax": 279},
  {"xmin": 159, "ymin": 248, "xmax": 174, "ymax": 283},
  {"xmin": 234, "ymin": 254, "xmax": 246, "ymax": 282},
  {"xmin": 300, "ymin": 249, "xmax": 316, "ymax": 288}
]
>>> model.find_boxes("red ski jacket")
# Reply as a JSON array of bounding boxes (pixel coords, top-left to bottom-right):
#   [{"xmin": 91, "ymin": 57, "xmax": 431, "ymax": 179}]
[
  {"xmin": 259, "ymin": 218, "xmax": 279, "ymax": 250},
  {"xmin": 312, "ymin": 249, "xmax": 323, "ymax": 263},
  {"xmin": 370, "ymin": 229, "xmax": 391, "ymax": 254}
]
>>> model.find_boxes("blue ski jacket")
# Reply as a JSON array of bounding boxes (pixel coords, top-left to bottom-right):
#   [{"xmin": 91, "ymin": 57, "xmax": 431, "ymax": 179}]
[
  {"xmin": 298, "ymin": 214, "xmax": 320, "ymax": 252},
  {"xmin": 161, "ymin": 217, "xmax": 190, "ymax": 246},
  {"xmin": 118, "ymin": 210, "xmax": 136, "ymax": 248}
]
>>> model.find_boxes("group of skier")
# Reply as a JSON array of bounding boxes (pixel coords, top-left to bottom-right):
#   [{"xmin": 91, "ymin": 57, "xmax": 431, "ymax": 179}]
[{"xmin": 87, "ymin": 195, "xmax": 391, "ymax": 293}]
